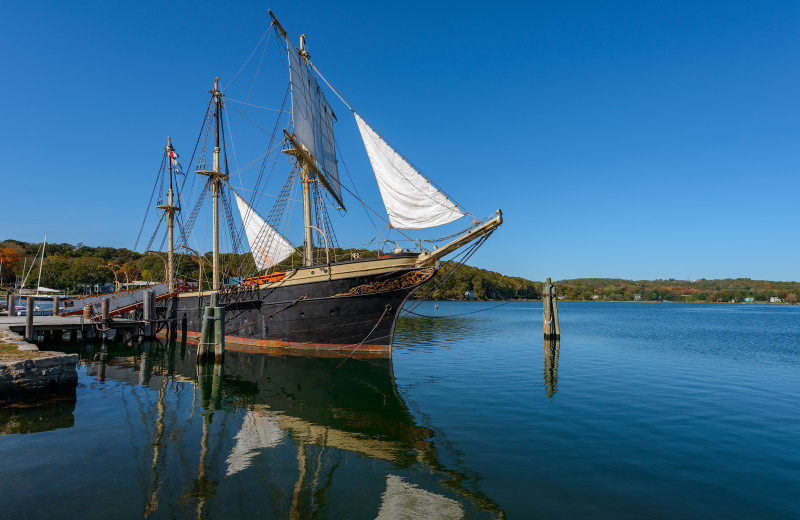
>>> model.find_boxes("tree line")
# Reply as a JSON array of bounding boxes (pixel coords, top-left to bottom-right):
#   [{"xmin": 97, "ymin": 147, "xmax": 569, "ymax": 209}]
[
  {"xmin": 554, "ymin": 277, "xmax": 799, "ymax": 303},
  {"xmin": 2, "ymin": 239, "xmax": 796, "ymax": 302}
]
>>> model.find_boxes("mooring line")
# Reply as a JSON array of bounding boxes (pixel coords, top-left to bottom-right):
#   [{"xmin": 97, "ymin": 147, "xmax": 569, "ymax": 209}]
[
  {"xmin": 333, "ymin": 305, "xmax": 391, "ymax": 371},
  {"xmin": 401, "ymin": 300, "xmax": 513, "ymax": 318}
]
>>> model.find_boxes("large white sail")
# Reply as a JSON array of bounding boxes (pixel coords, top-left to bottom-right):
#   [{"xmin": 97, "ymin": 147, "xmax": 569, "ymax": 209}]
[
  {"xmin": 354, "ymin": 114, "xmax": 465, "ymax": 229},
  {"xmin": 287, "ymin": 38, "xmax": 342, "ymax": 203},
  {"xmin": 234, "ymin": 192, "xmax": 295, "ymax": 270}
]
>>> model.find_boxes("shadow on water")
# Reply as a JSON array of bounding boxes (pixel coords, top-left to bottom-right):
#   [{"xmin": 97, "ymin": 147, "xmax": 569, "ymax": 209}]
[
  {"xmin": 0, "ymin": 392, "xmax": 77, "ymax": 435},
  {"xmin": 5, "ymin": 337, "xmax": 504, "ymax": 519}
]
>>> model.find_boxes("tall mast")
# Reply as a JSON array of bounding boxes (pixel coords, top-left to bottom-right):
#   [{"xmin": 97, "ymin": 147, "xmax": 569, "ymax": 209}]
[
  {"xmin": 298, "ymin": 36, "xmax": 314, "ymax": 267},
  {"xmin": 282, "ymin": 138, "xmax": 316, "ymax": 267},
  {"xmin": 158, "ymin": 137, "xmax": 181, "ymax": 292},
  {"xmin": 197, "ymin": 78, "xmax": 227, "ymax": 290},
  {"xmin": 270, "ymin": 10, "xmax": 344, "ymax": 267}
]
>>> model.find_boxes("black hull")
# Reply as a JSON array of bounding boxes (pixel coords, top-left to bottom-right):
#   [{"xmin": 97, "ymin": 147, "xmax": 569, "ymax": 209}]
[{"xmin": 165, "ymin": 266, "xmax": 435, "ymax": 353}]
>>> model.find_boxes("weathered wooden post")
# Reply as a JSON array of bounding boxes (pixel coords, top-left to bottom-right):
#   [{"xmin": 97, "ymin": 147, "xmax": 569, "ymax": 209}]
[
  {"xmin": 101, "ymin": 298, "xmax": 110, "ymax": 340},
  {"xmin": 197, "ymin": 305, "xmax": 213, "ymax": 361},
  {"xmin": 8, "ymin": 294, "xmax": 16, "ymax": 316},
  {"xmin": 543, "ymin": 277, "xmax": 561, "ymax": 340},
  {"xmin": 142, "ymin": 290, "xmax": 153, "ymax": 337},
  {"xmin": 181, "ymin": 315, "xmax": 187, "ymax": 342},
  {"xmin": 52, "ymin": 296, "xmax": 60, "ymax": 316},
  {"xmin": 25, "ymin": 297, "xmax": 35, "ymax": 341},
  {"xmin": 69, "ymin": 329, "xmax": 78, "ymax": 342},
  {"xmin": 213, "ymin": 304, "xmax": 225, "ymax": 361},
  {"xmin": 197, "ymin": 293, "xmax": 224, "ymax": 362}
]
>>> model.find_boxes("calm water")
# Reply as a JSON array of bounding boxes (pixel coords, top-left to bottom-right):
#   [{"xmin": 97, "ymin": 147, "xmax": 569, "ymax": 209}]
[{"xmin": 0, "ymin": 302, "xmax": 798, "ymax": 519}]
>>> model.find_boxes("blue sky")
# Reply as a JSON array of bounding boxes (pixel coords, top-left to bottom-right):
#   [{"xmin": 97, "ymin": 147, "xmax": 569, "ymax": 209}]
[{"xmin": 2, "ymin": 1, "xmax": 798, "ymax": 281}]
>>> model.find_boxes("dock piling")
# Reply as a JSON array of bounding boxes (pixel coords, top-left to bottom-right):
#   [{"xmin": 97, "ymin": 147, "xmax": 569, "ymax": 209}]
[
  {"xmin": 543, "ymin": 277, "xmax": 561, "ymax": 340},
  {"xmin": 213, "ymin": 305, "xmax": 225, "ymax": 361},
  {"xmin": 101, "ymin": 298, "xmax": 110, "ymax": 339},
  {"xmin": 8, "ymin": 294, "xmax": 15, "ymax": 317},
  {"xmin": 142, "ymin": 290, "xmax": 154, "ymax": 337},
  {"xmin": 52, "ymin": 296, "xmax": 60, "ymax": 317},
  {"xmin": 25, "ymin": 297, "xmax": 35, "ymax": 341},
  {"xmin": 197, "ymin": 293, "xmax": 224, "ymax": 362}
]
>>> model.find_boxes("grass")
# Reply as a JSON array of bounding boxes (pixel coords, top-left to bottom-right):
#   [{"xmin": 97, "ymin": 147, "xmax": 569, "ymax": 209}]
[{"xmin": 0, "ymin": 340, "xmax": 48, "ymax": 361}]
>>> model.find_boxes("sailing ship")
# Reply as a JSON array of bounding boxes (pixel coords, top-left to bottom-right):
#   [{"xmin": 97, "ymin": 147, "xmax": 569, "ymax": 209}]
[{"xmin": 144, "ymin": 11, "xmax": 502, "ymax": 353}]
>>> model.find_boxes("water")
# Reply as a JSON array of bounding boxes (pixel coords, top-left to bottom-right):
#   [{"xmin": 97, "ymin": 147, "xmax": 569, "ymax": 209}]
[{"xmin": 1, "ymin": 301, "xmax": 798, "ymax": 519}]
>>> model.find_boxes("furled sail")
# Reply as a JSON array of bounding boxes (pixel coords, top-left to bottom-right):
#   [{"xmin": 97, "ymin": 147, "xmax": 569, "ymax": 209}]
[
  {"xmin": 287, "ymin": 38, "xmax": 342, "ymax": 203},
  {"xmin": 354, "ymin": 113, "xmax": 466, "ymax": 229},
  {"xmin": 234, "ymin": 192, "xmax": 295, "ymax": 270}
]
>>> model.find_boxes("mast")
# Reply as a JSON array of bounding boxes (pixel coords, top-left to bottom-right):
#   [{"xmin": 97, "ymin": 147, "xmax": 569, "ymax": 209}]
[
  {"xmin": 158, "ymin": 137, "xmax": 180, "ymax": 292},
  {"xmin": 282, "ymin": 138, "xmax": 316, "ymax": 267},
  {"xmin": 35, "ymin": 233, "xmax": 46, "ymax": 295},
  {"xmin": 196, "ymin": 78, "xmax": 228, "ymax": 290}
]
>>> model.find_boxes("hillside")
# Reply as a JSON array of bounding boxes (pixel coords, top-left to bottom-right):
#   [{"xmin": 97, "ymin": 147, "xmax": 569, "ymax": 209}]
[{"xmin": 2, "ymin": 239, "xmax": 796, "ymax": 302}]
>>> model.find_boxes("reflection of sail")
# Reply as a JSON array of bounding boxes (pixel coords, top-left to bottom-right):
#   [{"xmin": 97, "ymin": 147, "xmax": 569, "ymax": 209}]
[
  {"xmin": 378, "ymin": 475, "xmax": 464, "ymax": 520},
  {"xmin": 226, "ymin": 408, "xmax": 284, "ymax": 476}
]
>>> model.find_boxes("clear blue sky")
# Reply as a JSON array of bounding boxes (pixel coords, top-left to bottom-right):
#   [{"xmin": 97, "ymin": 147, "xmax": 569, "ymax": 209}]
[{"xmin": 3, "ymin": 0, "xmax": 798, "ymax": 281}]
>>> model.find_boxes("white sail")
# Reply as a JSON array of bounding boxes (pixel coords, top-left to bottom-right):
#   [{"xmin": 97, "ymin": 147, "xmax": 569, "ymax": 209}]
[
  {"xmin": 287, "ymin": 38, "xmax": 342, "ymax": 202},
  {"xmin": 354, "ymin": 114, "xmax": 465, "ymax": 229},
  {"xmin": 234, "ymin": 192, "xmax": 295, "ymax": 270}
]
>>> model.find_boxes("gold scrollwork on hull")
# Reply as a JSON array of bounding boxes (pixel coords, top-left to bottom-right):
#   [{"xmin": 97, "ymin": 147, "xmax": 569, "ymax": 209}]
[{"xmin": 334, "ymin": 268, "xmax": 435, "ymax": 297}]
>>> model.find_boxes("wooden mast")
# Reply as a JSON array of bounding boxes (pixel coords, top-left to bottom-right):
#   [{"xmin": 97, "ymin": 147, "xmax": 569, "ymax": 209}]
[
  {"xmin": 158, "ymin": 137, "xmax": 180, "ymax": 292},
  {"xmin": 197, "ymin": 78, "xmax": 228, "ymax": 289},
  {"xmin": 271, "ymin": 10, "xmax": 346, "ymax": 267}
]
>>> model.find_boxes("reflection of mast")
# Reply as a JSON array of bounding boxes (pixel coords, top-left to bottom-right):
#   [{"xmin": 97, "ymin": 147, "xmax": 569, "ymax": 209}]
[
  {"xmin": 544, "ymin": 338, "xmax": 560, "ymax": 398},
  {"xmin": 289, "ymin": 444, "xmax": 308, "ymax": 520},
  {"xmin": 191, "ymin": 361, "xmax": 223, "ymax": 518},
  {"xmin": 145, "ymin": 377, "xmax": 169, "ymax": 517}
]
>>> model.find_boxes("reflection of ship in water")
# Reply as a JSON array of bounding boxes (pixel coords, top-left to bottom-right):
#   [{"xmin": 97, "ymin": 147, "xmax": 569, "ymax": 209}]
[
  {"xmin": 543, "ymin": 338, "xmax": 560, "ymax": 399},
  {"xmin": 73, "ymin": 340, "xmax": 504, "ymax": 519}
]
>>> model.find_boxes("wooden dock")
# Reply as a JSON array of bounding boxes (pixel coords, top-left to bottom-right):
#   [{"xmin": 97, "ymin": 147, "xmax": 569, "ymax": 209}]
[{"xmin": 0, "ymin": 315, "xmax": 147, "ymax": 343}]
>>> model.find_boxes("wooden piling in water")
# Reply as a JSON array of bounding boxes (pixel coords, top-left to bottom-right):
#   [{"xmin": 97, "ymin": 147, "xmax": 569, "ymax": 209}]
[
  {"xmin": 25, "ymin": 298, "xmax": 35, "ymax": 341},
  {"xmin": 101, "ymin": 298, "xmax": 110, "ymax": 339},
  {"xmin": 197, "ymin": 293, "xmax": 224, "ymax": 362},
  {"xmin": 543, "ymin": 277, "xmax": 561, "ymax": 339},
  {"xmin": 142, "ymin": 290, "xmax": 154, "ymax": 337},
  {"xmin": 52, "ymin": 296, "xmax": 60, "ymax": 317},
  {"xmin": 213, "ymin": 305, "xmax": 225, "ymax": 361},
  {"xmin": 197, "ymin": 306, "xmax": 214, "ymax": 361},
  {"xmin": 8, "ymin": 294, "xmax": 15, "ymax": 317},
  {"xmin": 181, "ymin": 315, "xmax": 187, "ymax": 342}
]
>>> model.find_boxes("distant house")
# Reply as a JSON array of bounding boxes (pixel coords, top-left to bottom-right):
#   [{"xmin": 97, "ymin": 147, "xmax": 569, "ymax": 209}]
[
  {"xmin": 464, "ymin": 291, "xmax": 475, "ymax": 299},
  {"xmin": 744, "ymin": 297, "xmax": 754, "ymax": 302},
  {"xmin": 590, "ymin": 295, "xmax": 600, "ymax": 300},
  {"xmin": 769, "ymin": 296, "xmax": 784, "ymax": 303},
  {"xmin": 634, "ymin": 294, "xmax": 642, "ymax": 301}
]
